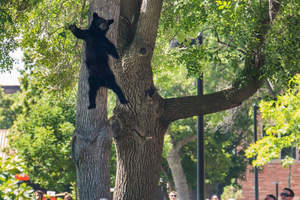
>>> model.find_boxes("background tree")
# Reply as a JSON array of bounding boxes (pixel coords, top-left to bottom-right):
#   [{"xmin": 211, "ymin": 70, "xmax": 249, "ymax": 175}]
[{"xmin": 7, "ymin": 75, "xmax": 77, "ymax": 192}]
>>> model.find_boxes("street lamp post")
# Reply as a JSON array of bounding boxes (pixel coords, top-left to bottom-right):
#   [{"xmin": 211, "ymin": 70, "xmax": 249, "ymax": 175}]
[
  {"xmin": 169, "ymin": 34, "xmax": 205, "ymax": 200},
  {"xmin": 253, "ymin": 104, "xmax": 259, "ymax": 200},
  {"xmin": 197, "ymin": 77, "xmax": 204, "ymax": 200}
]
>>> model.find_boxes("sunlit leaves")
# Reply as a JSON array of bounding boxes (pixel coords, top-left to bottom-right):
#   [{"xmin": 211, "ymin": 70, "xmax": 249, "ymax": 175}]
[{"xmin": 246, "ymin": 74, "xmax": 300, "ymax": 166}]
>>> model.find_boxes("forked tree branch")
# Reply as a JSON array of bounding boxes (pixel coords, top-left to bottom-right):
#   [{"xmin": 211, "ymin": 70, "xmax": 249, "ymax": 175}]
[{"xmin": 118, "ymin": 0, "xmax": 163, "ymax": 51}]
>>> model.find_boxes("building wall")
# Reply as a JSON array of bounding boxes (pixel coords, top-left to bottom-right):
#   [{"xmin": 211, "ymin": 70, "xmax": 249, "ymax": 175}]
[
  {"xmin": 239, "ymin": 160, "xmax": 300, "ymax": 200},
  {"xmin": 1, "ymin": 85, "xmax": 20, "ymax": 94}
]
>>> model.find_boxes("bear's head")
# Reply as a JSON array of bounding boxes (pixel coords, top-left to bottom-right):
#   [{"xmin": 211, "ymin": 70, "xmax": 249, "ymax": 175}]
[{"xmin": 90, "ymin": 12, "xmax": 114, "ymax": 35}]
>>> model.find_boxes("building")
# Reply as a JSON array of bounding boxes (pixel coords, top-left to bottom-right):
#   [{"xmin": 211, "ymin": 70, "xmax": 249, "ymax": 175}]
[
  {"xmin": 1, "ymin": 85, "xmax": 20, "ymax": 94},
  {"xmin": 0, "ymin": 85, "xmax": 20, "ymax": 160},
  {"xmin": 240, "ymin": 160, "xmax": 300, "ymax": 200}
]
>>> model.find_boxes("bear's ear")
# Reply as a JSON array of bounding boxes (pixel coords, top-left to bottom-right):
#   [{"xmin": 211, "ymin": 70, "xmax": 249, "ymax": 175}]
[
  {"xmin": 107, "ymin": 19, "xmax": 114, "ymax": 26},
  {"xmin": 93, "ymin": 12, "xmax": 99, "ymax": 19}
]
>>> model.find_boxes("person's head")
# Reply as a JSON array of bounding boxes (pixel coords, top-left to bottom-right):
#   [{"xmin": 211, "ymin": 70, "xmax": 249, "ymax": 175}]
[
  {"xmin": 211, "ymin": 194, "xmax": 219, "ymax": 200},
  {"xmin": 169, "ymin": 191, "xmax": 177, "ymax": 200},
  {"xmin": 34, "ymin": 190, "xmax": 44, "ymax": 200},
  {"xmin": 281, "ymin": 188, "xmax": 294, "ymax": 200},
  {"xmin": 64, "ymin": 194, "xmax": 72, "ymax": 200},
  {"xmin": 265, "ymin": 194, "xmax": 277, "ymax": 200}
]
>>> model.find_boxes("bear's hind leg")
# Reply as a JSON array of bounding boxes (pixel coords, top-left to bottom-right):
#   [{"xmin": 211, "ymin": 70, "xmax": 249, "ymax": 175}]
[
  {"xmin": 107, "ymin": 78, "xmax": 128, "ymax": 104},
  {"xmin": 88, "ymin": 77, "xmax": 103, "ymax": 109}
]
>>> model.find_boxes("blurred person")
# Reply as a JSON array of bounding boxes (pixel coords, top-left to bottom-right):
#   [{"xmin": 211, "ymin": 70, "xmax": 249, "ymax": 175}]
[
  {"xmin": 169, "ymin": 191, "xmax": 177, "ymax": 200},
  {"xmin": 64, "ymin": 194, "xmax": 72, "ymax": 200},
  {"xmin": 211, "ymin": 194, "xmax": 219, "ymax": 200},
  {"xmin": 265, "ymin": 194, "xmax": 277, "ymax": 200},
  {"xmin": 34, "ymin": 190, "xmax": 44, "ymax": 200},
  {"xmin": 280, "ymin": 188, "xmax": 294, "ymax": 200}
]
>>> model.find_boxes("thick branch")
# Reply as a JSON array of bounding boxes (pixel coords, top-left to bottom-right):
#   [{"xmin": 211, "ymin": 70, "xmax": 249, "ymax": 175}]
[
  {"xmin": 162, "ymin": 79, "xmax": 261, "ymax": 123},
  {"xmin": 118, "ymin": 0, "xmax": 162, "ymax": 51},
  {"xmin": 118, "ymin": 0, "xmax": 142, "ymax": 49},
  {"xmin": 134, "ymin": 0, "xmax": 163, "ymax": 43}
]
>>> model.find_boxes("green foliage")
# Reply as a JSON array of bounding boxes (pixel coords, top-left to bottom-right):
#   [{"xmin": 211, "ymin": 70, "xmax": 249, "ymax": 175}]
[
  {"xmin": 264, "ymin": 1, "xmax": 300, "ymax": 87},
  {"xmin": 246, "ymin": 74, "xmax": 300, "ymax": 166},
  {"xmin": 1, "ymin": 0, "xmax": 88, "ymax": 89},
  {"xmin": 0, "ymin": 0, "xmax": 18, "ymax": 71},
  {"xmin": 156, "ymin": 0, "xmax": 300, "ymax": 87},
  {"xmin": 8, "ymin": 79, "xmax": 77, "ymax": 192},
  {"xmin": 0, "ymin": 0, "xmax": 43, "ymax": 71},
  {"xmin": 0, "ymin": 156, "xmax": 34, "ymax": 200}
]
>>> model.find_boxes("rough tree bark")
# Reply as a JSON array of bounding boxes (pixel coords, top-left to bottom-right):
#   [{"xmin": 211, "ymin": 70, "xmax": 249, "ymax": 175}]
[{"xmin": 72, "ymin": 0, "xmax": 281, "ymax": 199}]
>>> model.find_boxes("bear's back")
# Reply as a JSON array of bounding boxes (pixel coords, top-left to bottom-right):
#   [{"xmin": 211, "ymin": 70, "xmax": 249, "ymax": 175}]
[{"xmin": 85, "ymin": 35, "xmax": 110, "ymax": 63}]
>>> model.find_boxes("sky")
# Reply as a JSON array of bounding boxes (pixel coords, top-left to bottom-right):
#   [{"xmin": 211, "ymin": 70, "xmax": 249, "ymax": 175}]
[{"xmin": 0, "ymin": 49, "xmax": 23, "ymax": 85}]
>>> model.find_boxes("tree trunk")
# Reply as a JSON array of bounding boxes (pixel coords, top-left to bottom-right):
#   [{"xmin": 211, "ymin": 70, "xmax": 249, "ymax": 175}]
[
  {"xmin": 73, "ymin": 57, "xmax": 112, "ymax": 199},
  {"xmin": 167, "ymin": 149, "xmax": 191, "ymax": 200},
  {"xmin": 72, "ymin": 1, "xmax": 119, "ymax": 199}
]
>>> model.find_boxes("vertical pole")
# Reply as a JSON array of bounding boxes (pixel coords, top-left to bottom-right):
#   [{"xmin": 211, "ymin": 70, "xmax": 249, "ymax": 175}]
[
  {"xmin": 197, "ymin": 76, "xmax": 204, "ymax": 200},
  {"xmin": 288, "ymin": 165, "xmax": 291, "ymax": 188},
  {"xmin": 253, "ymin": 104, "xmax": 259, "ymax": 200},
  {"xmin": 275, "ymin": 182, "xmax": 278, "ymax": 199}
]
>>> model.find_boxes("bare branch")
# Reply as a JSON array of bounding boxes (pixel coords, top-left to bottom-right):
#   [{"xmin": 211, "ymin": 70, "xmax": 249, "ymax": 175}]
[
  {"xmin": 173, "ymin": 135, "xmax": 197, "ymax": 152},
  {"xmin": 214, "ymin": 29, "xmax": 247, "ymax": 54},
  {"xmin": 265, "ymin": 79, "xmax": 276, "ymax": 98},
  {"xmin": 162, "ymin": 79, "xmax": 261, "ymax": 124}
]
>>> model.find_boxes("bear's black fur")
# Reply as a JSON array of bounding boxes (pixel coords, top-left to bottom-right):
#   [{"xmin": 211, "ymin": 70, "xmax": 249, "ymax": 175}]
[{"xmin": 69, "ymin": 12, "xmax": 128, "ymax": 109}]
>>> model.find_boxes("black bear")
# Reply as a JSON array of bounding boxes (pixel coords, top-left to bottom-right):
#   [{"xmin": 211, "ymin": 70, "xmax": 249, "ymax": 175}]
[{"xmin": 69, "ymin": 12, "xmax": 128, "ymax": 109}]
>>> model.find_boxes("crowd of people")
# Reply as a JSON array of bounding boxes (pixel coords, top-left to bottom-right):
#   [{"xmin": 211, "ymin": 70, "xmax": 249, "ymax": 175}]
[
  {"xmin": 167, "ymin": 187, "xmax": 295, "ymax": 200},
  {"xmin": 33, "ymin": 186, "xmax": 295, "ymax": 200},
  {"xmin": 34, "ymin": 190, "xmax": 72, "ymax": 200},
  {"xmin": 264, "ymin": 187, "xmax": 295, "ymax": 200}
]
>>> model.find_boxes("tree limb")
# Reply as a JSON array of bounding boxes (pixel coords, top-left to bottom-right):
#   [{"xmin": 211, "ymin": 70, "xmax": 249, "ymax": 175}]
[
  {"xmin": 131, "ymin": 0, "xmax": 163, "ymax": 54},
  {"xmin": 265, "ymin": 79, "xmax": 276, "ymax": 98},
  {"xmin": 118, "ymin": 0, "xmax": 163, "ymax": 51},
  {"xmin": 173, "ymin": 134, "xmax": 197, "ymax": 152},
  {"xmin": 162, "ymin": 79, "xmax": 261, "ymax": 123},
  {"xmin": 118, "ymin": 0, "xmax": 142, "ymax": 49}
]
